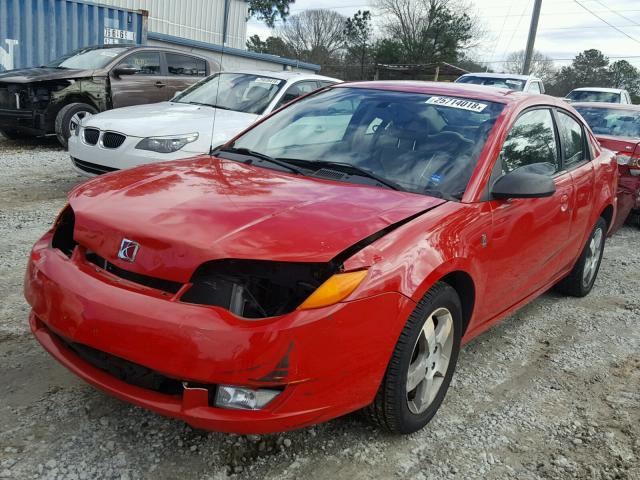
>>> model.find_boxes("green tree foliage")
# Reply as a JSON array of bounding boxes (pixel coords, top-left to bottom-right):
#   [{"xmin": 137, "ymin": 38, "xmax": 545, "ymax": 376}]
[
  {"xmin": 344, "ymin": 11, "xmax": 373, "ymax": 79},
  {"xmin": 609, "ymin": 60, "xmax": 640, "ymax": 101},
  {"xmin": 246, "ymin": 35, "xmax": 293, "ymax": 58},
  {"xmin": 248, "ymin": 0, "xmax": 294, "ymax": 28},
  {"xmin": 546, "ymin": 49, "xmax": 640, "ymax": 101},
  {"xmin": 374, "ymin": 0, "xmax": 478, "ymax": 65}
]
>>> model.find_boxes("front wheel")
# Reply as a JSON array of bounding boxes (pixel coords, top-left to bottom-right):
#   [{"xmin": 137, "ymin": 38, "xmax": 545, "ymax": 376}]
[
  {"xmin": 55, "ymin": 102, "xmax": 97, "ymax": 148},
  {"xmin": 364, "ymin": 282, "xmax": 462, "ymax": 434},
  {"xmin": 556, "ymin": 217, "xmax": 607, "ymax": 297}
]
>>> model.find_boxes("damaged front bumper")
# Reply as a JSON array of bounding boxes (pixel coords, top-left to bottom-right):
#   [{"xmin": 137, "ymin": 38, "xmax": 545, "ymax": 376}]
[{"xmin": 25, "ymin": 232, "xmax": 415, "ymax": 433}]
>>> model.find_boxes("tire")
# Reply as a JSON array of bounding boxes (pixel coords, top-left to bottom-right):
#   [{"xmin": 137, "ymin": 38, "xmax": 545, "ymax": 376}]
[
  {"xmin": 0, "ymin": 128, "xmax": 31, "ymax": 140},
  {"xmin": 364, "ymin": 281, "xmax": 462, "ymax": 434},
  {"xmin": 54, "ymin": 102, "xmax": 97, "ymax": 148},
  {"xmin": 555, "ymin": 217, "xmax": 607, "ymax": 297}
]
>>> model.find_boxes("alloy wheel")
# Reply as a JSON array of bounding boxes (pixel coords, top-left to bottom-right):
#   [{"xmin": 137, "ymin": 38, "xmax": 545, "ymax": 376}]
[
  {"xmin": 582, "ymin": 226, "xmax": 603, "ymax": 288},
  {"xmin": 406, "ymin": 307, "xmax": 454, "ymax": 414}
]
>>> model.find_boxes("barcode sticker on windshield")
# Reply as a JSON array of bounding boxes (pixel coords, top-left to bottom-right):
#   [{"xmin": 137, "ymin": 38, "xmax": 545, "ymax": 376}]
[
  {"xmin": 255, "ymin": 78, "xmax": 281, "ymax": 85},
  {"xmin": 426, "ymin": 96, "xmax": 487, "ymax": 112}
]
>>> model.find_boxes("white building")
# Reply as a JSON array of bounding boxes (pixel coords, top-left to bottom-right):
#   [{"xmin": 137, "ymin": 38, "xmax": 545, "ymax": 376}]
[{"xmin": 101, "ymin": 0, "xmax": 319, "ymax": 73}]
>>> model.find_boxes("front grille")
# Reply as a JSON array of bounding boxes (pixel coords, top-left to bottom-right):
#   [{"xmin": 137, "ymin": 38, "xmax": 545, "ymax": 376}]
[
  {"xmin": 102, "ymin": 132, "xmax": 126, "ymax": 149},
  {"xmin": 83, "ymin": 128, "xmax": 100, "ymax": 145},
  {"xmin": 72, "ymin": 158, "xmax": 118, "ymax": 175},
  {"xmin": 61, "ymin": 336, "xmax": 184, "ymax": 395},
  {"xmin": 85, "ymin": 251, "xmax": 183, "ymax": 294}
]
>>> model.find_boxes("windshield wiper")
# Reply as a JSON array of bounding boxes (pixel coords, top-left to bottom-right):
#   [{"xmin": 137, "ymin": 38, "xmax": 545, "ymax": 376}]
[
  {"xmin": 280, "ymin": 159, "xmax": 406, "ymax": 192},
  {"xmin": 214, "ymin": 147, "xmax": 304, "ymax": 175},
  {"xmin": 183, "ymin": 101, "xmax": 232, "ymax": 110}
]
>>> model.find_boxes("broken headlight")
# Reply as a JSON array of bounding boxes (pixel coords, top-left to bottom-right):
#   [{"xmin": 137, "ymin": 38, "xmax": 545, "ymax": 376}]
[
  {"xmin": 180, "ymin": 259, "xmax": 339, "ymax": 318},
  {"xmin": 135, "ymin": 133, "xmax": 198, "ymax": 153}
]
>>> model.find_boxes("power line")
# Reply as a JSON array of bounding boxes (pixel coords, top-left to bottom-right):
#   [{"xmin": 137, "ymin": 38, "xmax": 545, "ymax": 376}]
[
  {"xmin": 573, "ymin": 0, "xmax": 640, "ymax": 44},
  {"xmin": 591, "ymin": 0, "xmax": 640, "ymax": 27}
]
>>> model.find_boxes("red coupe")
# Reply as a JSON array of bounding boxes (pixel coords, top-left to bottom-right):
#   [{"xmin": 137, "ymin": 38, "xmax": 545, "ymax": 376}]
[
  {"xmin": 25, "ymin": 82, "xmax": 618, "ymax": 434},
  {"xmin": 573, "ymin": 102, "xmax": 640, "ymax": 231}
]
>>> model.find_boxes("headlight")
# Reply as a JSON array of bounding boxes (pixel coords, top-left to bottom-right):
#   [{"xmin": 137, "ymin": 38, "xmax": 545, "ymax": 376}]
[
  {"xmin": 180, "ymin": 259, "xmax": 338, "ymax": 318},
  {"xmin": 135, "ymin": 133, "xmax": 199, "ymax": 153}
]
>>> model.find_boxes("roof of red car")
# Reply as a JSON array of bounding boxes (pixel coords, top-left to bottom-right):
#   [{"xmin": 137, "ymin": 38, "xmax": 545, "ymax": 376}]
[
  {"xmin": 571, "ymin": 102, "xmax": 640, "ymax": 111},
  {"xmin": 334, "ymin": 80, "xmax": 528, "ymax": 104}
]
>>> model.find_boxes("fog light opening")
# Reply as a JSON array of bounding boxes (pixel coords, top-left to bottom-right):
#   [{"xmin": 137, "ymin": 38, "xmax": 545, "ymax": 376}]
[{"xmin": 214, "ymin": 385, "xmax": 281, "ymax": 410}]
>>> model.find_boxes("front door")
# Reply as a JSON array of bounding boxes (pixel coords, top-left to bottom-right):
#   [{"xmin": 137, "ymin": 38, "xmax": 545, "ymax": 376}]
[
  {"xmin": 109, "ymin": 50, "xmax": 169, "ymax": 108},
  {"xmin": 483, "ymin": 108, "xmax": 575, "ymax": 317}
]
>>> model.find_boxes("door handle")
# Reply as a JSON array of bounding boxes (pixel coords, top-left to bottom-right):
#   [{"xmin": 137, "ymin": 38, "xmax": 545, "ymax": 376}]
[
  {"xmin": 155, "ymin": 81, "xmax": 166, "ymax": 88},
  {"xmin": 560, "ymin": 194, "xmax": 569, "ymax": 212}
]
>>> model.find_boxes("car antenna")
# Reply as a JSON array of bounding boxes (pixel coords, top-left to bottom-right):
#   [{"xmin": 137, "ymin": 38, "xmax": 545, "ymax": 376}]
[{"xmin": 209, "ymin": 46, "xmax": 223, "ymax": 156}]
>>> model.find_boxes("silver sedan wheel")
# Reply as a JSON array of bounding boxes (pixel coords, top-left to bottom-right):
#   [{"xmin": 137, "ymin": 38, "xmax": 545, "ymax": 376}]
[
  {"xmin": 583, "ymin": 226, "xmax": 603, "ymax": 288},
  {"xmin": 406, "ymin": 307, "xmax": 454, "ymax": 415},
  {"xmin": 70, "ymin": 111, "xmax": 92, "ymax": 134}
]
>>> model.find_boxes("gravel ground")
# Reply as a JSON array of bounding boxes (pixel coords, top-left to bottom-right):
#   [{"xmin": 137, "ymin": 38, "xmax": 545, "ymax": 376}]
[{"xmin": 0, "ymin": 134, "xmax": 639, "ymax": 480}]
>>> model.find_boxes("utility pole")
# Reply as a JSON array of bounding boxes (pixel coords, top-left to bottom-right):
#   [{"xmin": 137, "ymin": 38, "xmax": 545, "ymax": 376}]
[{"xmin": 522, "ymin": 0, "xmax": 542, "ymax": 75}]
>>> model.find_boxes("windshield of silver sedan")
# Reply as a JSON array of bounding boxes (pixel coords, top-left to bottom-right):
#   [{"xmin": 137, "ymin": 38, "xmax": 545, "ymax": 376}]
[
  {"xmin": 174, "ymin": 73, "xmax": 285, "ymax": 114},
  {"xmin": 219, "ymin": 87, "xmax": 504, "ymax": 199}
]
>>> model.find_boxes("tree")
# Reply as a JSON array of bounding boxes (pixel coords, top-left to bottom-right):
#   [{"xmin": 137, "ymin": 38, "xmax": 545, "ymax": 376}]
[
  {"xmin": 277, "ymin": 9, "xmax": 347, "ymax": 65},
  {"xmin": 504, "ymin": 50, "xmax": 555, "ymax": 82},
  {"xmin": 546, "ymin": 49, "xmax": 611, "ymax": 96},
  {"xmin": 248, "ymin": 0, "xmax": 294, "ymax": 28},
  {"xmin": 344, "ymin": 10, "xmax": 373, "ymax": 79},
  {"xmin": 246, "ymin": 35, "xmax": 293, "ymax": 58},
  {"xmin": 609, "ymin": 60, "xmax": 640, "ymax": 101},
  {"xmin": 374, "ymin": 0, "xmax": 482, "ymax": 64}
]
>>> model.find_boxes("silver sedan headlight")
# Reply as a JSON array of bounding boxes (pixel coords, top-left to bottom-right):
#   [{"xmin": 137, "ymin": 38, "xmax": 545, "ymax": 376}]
[{"xmin": 135, "ymin": 133, "xmax": 199, "ymax": 153}]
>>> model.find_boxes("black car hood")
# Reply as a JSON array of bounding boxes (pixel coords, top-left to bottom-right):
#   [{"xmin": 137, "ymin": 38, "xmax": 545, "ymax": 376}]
[{"xmin": 0, "ymin": 67, "xmax": 96, "ymax": 84}]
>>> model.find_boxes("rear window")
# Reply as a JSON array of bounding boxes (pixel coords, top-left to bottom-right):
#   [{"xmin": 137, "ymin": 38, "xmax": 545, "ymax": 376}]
[
  {"xmin": 567, "ymin": 90, "xmax": 621, "ymax": 103},
  {"xmin": 456, "ymin": 75, "xmax": 526, "ymax": 91},
  {"xmin": 574, "ymin": 106, "xmax": 640, "ymax": 138}
]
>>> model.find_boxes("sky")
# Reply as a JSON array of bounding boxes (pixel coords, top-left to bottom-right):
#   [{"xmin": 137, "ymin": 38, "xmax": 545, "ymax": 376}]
[{"xmin": 246, "ymin": 0, "xmax": 640, "ymax": 71}]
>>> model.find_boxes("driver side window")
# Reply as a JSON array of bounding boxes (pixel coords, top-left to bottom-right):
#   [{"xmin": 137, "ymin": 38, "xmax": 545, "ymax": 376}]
[{"xmin": 499, "ymin": 109, "xmax": 559, "ymax": 176}]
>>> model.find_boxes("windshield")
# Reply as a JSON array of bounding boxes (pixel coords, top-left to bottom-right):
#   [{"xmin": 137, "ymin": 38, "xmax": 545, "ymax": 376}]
[
  {"xmin": 46, "ymin": 47, "xmax": 127, "ymax": 69},
  {"xmin": 574, "ymin": 106, "xmax": 640, "ymax": 137},
  {"xmin": 174, "ymin": 73, "xmax": 285, "ymax": 114},
  {"xmin": 456, "ymin": 75, "xmax": 526, "ymax": 91},
  {"xmin": 226, "ymin": 87, "xmax": 504, "ymax": 199},
  {"xmin": 567, "ymin": 91, "xmax": 621, "ymax": 103}
]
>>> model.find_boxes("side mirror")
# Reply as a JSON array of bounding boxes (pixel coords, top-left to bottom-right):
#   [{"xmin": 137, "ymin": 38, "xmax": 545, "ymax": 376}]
[
  {"xmin": 112, "ymin": 65, "xmax": 140, "ymax": 77},
  {"xmin": 171, "ymin": 90, "xmax": 183, "ymax": 101},
  {"xmin": 492, "ymin": 168, "xmax": 556, "ymax": 199}
]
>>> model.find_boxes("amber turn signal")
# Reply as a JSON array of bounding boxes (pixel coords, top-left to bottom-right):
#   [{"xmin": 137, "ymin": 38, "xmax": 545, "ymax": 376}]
[{"xmin": 297, "ymin": 270, "xmax": 368, "ymax": 310}]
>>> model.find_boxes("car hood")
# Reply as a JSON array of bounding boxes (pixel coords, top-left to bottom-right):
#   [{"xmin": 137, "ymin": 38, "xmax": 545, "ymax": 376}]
[
  {"xmin": 69, "ymin": 156, "xmax": 446, "ymax": 283},
  {"xmin": 0, "ymin": 67, "xmax": 95, "ymax": 83},
  {"xmin": 84, "ymin": 102, "xmax": 259, "ymax": 140}
]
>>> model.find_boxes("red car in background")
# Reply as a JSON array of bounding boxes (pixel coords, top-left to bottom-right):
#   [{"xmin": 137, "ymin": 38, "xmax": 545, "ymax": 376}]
[
  {"xmin": 25, "ymin": 83, "xmax": 618, "ymax": 435},
  {"xmin": 574, "ymin": 102, "xmax": 640, "ymax": 231}
]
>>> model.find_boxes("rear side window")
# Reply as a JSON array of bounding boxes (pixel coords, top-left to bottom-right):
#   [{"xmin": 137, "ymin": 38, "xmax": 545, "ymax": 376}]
[
  {"xmin": 499, "ymin": 108, "xmax": 559, "ymax": 175},
  {"xmin": 557, "ymin": 111, "xmax": 585, "ymax": 166},
  {"xmin": 166, "ymin": 53, "xmax": 207, "ymax": 77},
  {"xmin": 118, "ymin": 52, "xmax": 161, "ymax": 75}
]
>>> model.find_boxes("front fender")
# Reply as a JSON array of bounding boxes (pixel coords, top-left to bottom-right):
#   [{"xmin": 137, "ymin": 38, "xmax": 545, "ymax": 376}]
[{"xmin": 343, "ymin": 201, "xmax": 492, "ymax": 322}]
